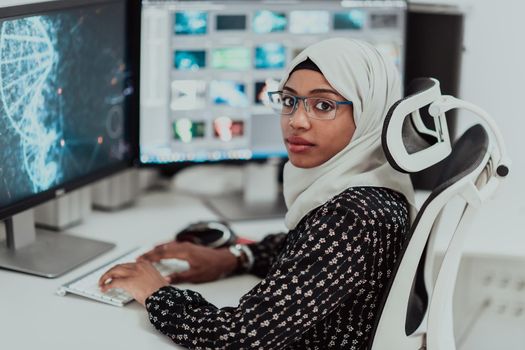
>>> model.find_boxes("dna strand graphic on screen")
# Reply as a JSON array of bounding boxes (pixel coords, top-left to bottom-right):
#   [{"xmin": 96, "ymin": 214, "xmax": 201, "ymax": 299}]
[{"xmin": 0, "ymin": 16, "xmax": 61, "ymax": 192}]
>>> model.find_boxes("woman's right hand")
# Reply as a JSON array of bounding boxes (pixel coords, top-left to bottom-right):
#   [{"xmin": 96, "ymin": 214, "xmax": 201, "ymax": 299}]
[{"xmin": 137, "ymin": 241, "xmax": 238, "ymax": 284}]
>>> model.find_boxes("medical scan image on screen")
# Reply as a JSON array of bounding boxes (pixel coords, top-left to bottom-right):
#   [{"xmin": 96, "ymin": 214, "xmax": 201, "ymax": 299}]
[
  {"xmin": 211, "ymin": 47, "xmax": 250, "ymax": 70},
  {"xmin": 174, "ymin": 50, "xmax": 206, "ymax": 70},
  {"xmin": 289, "ymin": 11, "xmax": 330, "ymax": 34},
  {"xmin": 255, "ymin": 43, "xmax": 286, "ymax": 69},
  {"xmin": 174, "ymin": 11, "xmax": 207, "ymax": 35},
  {"xmin": 0, "ymin": 3, "xmax": 131, "ymax": 207},
  {"xmin": 210, "ymin": 81, "xmax": 248, "ymax": 108},
  {"xmin": 334, "ymin": 10, "xmax": 366, "ymax": 30},
  {"xmin": 253, "ymin": 11, "xmax": 287, "ymax": 33}
]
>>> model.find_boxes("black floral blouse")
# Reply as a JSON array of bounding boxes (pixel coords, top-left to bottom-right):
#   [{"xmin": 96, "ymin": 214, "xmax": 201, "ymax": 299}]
[{"xmin": 146, "ymin": 186, "xmax": 410, "ymax": 349}]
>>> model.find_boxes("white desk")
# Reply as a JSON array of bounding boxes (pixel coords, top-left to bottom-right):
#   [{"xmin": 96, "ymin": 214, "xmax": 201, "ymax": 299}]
[
  {"xmin": 1, "ymin": 188, "xmax": 523, "ymax": 350},
  {"xmin": 0, "ymin": 188, "xmax": 286, "ymax": 350}
]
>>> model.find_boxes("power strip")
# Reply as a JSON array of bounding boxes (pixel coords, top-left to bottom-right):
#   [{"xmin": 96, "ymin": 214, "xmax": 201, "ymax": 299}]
[{"xmin": 453, "ymin": 255, "xmax": 525, "ymax": 349}]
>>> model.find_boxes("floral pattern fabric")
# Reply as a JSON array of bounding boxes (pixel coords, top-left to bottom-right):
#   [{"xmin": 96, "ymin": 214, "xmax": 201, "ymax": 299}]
[{"xmin": 146, "ymin": 187, "xmax": 409, "ymax": 350}]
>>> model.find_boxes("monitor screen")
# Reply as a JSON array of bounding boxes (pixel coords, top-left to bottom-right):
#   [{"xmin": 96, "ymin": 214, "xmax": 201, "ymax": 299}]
[
  {"xmin": 140, "ymin": 0, "xmax": 406, "ymax": 166},
  {"xmin": 216, "ymin": 14, "xmax": 246, "ymax": 30},
  {"xmin": 253, "ymin": 11, "xmax": 287, "ymax": 33},
  {"xmin": 0, "ymin": 0, "xmax": 136, "ymax": 216},
  {"xmin": 174, "ymin": 11, "xmax": 207, "ymax": 35}
]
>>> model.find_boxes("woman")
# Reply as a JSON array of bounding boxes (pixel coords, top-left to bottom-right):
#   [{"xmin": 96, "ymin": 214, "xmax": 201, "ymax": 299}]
[{"xmin": 99, "ymin": 38, "xmax": 416, "ymax": 349}]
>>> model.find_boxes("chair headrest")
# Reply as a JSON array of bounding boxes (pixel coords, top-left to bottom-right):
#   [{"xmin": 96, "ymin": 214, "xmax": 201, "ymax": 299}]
[
  {"xmin": 382, "ymin": 78, "xmax": 452, "ymax": 174},
  {"xmin": 383, "ymin": 77, "xmax": 510, "ymax": 179}
]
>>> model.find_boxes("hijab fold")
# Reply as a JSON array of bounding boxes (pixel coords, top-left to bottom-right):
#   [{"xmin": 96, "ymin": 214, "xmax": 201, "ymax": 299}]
[{"xmin": 280, "ymin": 38, "xmax": 417, "ymax": 229}]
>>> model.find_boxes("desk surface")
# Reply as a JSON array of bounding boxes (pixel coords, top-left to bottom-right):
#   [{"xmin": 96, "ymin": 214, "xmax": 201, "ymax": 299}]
[
  {"xmin": 0, "ymin": 188, "xmax": 285, "ymax": 350},
  {"xmin": 1, "ymin": 187, "xmax": 523, "ymax": 350}
]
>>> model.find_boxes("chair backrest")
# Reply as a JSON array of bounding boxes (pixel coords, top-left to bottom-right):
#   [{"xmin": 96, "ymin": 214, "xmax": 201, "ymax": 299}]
[{"xmin": 367, "ymin": 78, "xmax": 509, "ymax": 350}]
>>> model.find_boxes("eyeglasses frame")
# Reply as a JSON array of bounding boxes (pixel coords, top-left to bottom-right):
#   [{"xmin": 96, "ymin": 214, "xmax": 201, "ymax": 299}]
[{"xmin": 267, "ymin": 91, "xmax": 353, "ymax": 120}]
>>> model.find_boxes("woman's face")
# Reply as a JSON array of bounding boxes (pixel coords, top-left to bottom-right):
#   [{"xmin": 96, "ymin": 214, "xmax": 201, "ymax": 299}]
[{"xmin": 281, "ymin": 69, "xmax": 356, "ymax": 168}]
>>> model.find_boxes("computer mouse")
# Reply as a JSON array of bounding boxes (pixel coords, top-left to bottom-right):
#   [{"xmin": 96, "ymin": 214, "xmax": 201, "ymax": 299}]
[{"xmin": 174, "ymin": 221, "xmax": 237, "ymax": 248}]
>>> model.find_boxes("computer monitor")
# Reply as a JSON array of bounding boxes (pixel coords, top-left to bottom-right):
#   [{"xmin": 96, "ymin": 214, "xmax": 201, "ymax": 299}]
[
  {"xmin": 0, "ymin": 0, "xmax": 140, "ymax": 277},
  {"xmin": 139, "ymin": 0, "xmax": 406, "ymax": 219}
]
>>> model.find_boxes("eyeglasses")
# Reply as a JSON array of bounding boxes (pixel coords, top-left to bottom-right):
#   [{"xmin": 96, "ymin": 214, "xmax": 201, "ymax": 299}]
[{"xmin": 267, "ymin": 91, "xmax": 353, "ymax": 120}]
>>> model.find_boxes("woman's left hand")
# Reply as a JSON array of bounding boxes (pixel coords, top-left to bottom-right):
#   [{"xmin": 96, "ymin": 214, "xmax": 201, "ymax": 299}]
[{"xmin": 98, "ymin": 261, "xmax": 169, "ymax": 306}]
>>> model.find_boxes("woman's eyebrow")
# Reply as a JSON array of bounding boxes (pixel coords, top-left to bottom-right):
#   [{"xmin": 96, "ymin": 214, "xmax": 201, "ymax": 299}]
[
  {"xmin": 309, "ymin": 88, "xmax": 340, "ymax": 96},
  {"xmin": 283, "ymin": 86, "xmax": 341, "ymax": 97}
]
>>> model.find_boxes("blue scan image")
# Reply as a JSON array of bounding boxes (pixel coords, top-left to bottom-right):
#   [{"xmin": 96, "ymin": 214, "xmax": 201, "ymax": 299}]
[
  {"xmin": 253, "ymin": 11, "xmax": 287, "ymax": 33},
  {"xmin": 0, "ymin": 3, "xmax": 130, "ymax": 207},
  {"xmin": 174, "ymin": 50, "xmax": 206, "ymax": 70},
  {"xmin": 255, "ymin": 43, "xmax": 286, "ymax": 69},
  {"xmin": 174, "ymin": 11, "xmax": 207, "ymax": 35},
  {"xmin": 0, "ymin": 17, "xmax": 60, "ymax": 192},
  {"xmin": 210, "ymin": 81, "xmax": 248, "ymax": 107},
  {"xmin": 334, "ymin": 10, "xmax": 365, "ymax": 30}
]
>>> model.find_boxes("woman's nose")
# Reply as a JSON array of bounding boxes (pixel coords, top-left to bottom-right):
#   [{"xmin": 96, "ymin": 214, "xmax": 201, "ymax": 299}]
[{"xmin": 289, "ymin": 100, "xmax": 311, "ymax": 129}]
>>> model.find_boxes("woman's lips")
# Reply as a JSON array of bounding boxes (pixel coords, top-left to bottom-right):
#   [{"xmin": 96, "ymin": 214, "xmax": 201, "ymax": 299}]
[{"xmin": 286, "ymin": 136, "xmax": 315, "ymax": 153}]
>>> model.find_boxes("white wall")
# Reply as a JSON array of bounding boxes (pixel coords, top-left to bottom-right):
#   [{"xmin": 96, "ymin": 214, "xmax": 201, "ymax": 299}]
[{"xmin": 435, "ymin": 0, "xmax": 524, "ymax": 251}]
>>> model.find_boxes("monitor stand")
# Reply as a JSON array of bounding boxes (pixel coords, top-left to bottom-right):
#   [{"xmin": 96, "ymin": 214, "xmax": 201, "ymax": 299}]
[
  {"xmin": 92, "ymin": 169, "xmax": 140, "ymax": 211},
  {"xmin": 205, "ymin": 160, "xmax": 287, "ymax": 221},
  {"xmin": 0, "ymin": 210, "xmax": 114, "ymax": 278}
]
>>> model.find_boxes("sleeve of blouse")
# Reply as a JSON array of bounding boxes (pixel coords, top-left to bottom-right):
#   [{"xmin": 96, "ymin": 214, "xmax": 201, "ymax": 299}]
[
  {"xmin": 146, "ymin": 201, "xmax": 382, "ymax": 349},
  {"xmin": 245, "ymin": 232, "xmax": 287, "ymax": 278}
]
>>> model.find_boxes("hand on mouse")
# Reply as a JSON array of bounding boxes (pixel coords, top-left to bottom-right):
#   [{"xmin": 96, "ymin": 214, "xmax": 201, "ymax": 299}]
[{"xmin": 137, "ymin": 241, "xmax": 238, "ymax": 284}]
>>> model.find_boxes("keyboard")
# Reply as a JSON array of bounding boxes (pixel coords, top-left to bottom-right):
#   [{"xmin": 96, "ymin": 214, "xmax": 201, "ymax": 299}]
[{"xmin": 57, "ymin": 247, "xmax": 190, "ymax": 307}]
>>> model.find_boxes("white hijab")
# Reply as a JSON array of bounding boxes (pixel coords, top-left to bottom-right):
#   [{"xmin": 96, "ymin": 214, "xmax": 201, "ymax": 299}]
[{"xmin": 280, "ymin": 38, "xmax": 416, "ymax": 229}]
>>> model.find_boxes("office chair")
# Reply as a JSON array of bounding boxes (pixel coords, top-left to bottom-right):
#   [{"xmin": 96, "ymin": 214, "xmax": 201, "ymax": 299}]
[{"xmin": 367, "ymin": 78, "xmax": 510, "ymax": 350}]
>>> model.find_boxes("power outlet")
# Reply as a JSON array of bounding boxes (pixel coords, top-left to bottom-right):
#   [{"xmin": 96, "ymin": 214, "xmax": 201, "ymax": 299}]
[{"xmin": 453, "ymin": 255, "xmax": 525, "ymax": 349}]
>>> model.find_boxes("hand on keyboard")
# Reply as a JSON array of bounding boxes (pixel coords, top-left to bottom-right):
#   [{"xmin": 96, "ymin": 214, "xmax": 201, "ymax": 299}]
[
  {"xmin": 98, "ymin": 260, "xmax": 170, "ymax": 306},
  {"xmin": 58, "ymin": 248, "xmax": 191, "ymax": 307},
  {"xmin": 58, "ymin": 241, "xmax": 237, "ymax": 307},
  {"xmin": 138, "ymin": 241, "xmax": 238, "ymax": 284}
]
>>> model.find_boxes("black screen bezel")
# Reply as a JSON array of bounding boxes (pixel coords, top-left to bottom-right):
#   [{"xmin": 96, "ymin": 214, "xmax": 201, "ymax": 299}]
[{"xmin": 0, "ymin": 0, "xmax": 141, "ymax": 221}]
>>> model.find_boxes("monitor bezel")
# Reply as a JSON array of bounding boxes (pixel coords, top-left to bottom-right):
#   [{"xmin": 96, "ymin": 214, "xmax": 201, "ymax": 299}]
[{"xmin": 0, "ymin": 0, "xmax": 141, "ymax": 221}]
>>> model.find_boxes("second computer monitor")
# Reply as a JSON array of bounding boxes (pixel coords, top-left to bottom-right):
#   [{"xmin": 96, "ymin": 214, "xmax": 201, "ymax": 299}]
[
  {"xmin": 139, "ymin": 0, "xmax": 406, "ymax": 166},
  {"xmin": 0, "ymin": 0, "xmax": 139, "ymax": 277},
  {"xmin": 0, "ymin": 0, "xmax": 137, "ymax": 217}
]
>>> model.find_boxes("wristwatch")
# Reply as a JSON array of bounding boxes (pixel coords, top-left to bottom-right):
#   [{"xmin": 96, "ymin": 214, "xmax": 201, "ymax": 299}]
[{"xmin": 228, "ymin": 244, "xmax": 254, "ymax": 272}]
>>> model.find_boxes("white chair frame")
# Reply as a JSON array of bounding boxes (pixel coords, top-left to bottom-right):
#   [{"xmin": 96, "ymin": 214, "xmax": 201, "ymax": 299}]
[{"xmin": 370, "ymin": 78, "xmax": 510, "ymax": 350}]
